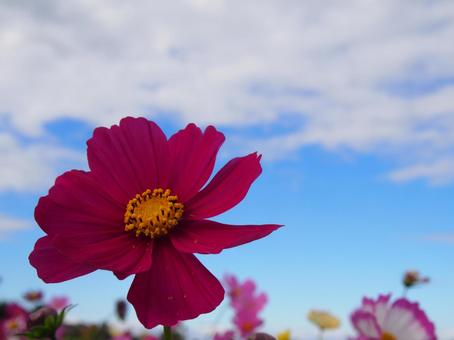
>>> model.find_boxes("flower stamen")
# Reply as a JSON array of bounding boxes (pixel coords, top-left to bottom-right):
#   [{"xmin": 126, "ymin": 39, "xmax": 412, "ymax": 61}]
[
  {"xmin": 124, "ymin": 188, "xmax": 184, "ymax": 238},
  {"xmin": 381, "ymin": 332, "xmax": 397, "ymax": 340}
]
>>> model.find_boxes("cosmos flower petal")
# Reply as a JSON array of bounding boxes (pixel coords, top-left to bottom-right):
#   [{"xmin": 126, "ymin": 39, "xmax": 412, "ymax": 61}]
[
  {"xmin": 168, "ymin": 124, "xmax": 225, "ymax": 202},
  {"xmin": 351, "ymin": 311, "xmax": 381, "ymax": 338},
  {"xmin": 383, "ymin": 299, "xmax": 436, "ymax": 340},
  {"xmin": 87, "ymin": 117, "xmax": 170, "ymax": 202},
  {"xmin": 213, "ymin": 330, "xmax": 235, "ymax": 340},
  {"xmin": 308, "ymin": 310, "xmax": 341, "ymax": 330},
  {"xmin": 35, "ymin": 170, "xmax": 124, "ymax": 236},
  {"xmin": 127, "ymin": 239, "xmax": 224, "ymax": 328},
  {"xmin": 29, "ymin": 236, "xmax": 96, "ymax": 283},
  {"xmin": 362, "ymin": 294, "xmax": 391, "ymax": 325},
  {"xmin": 35, "ymin": 169, "xmax": 153, "ymax": 275},
  {"xmin": 352, "ymin": 295, "xmax": 436, "ymax": 340},
  {"xmin": 170, "ymin": 220, "xmax": 281, "ymax": 254},
  {"xmin": 52, "ymin": 233, "xmax": 153, "ymax": 275},
  {"xmin": 185, "ymin": 152, "xmax": 262, "ymax": 219}
]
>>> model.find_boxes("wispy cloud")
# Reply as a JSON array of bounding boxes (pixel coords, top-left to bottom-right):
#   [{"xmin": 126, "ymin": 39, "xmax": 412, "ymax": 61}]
[
  {"xmin": 0, "ymin": 214, "xmax": 31, "ymax": 238},
  {"xmin": 388, "ymin": 159, "xmax": 454, "ymax": 185},
  {"xmin": 0, "ymin": 0, "xmax": 454, "ymax": 183},
  {"xmin": 417, "ymin": 232, "xmax": 454, "ymax": 244},
  {"xmin": 0, "ymin": 132, "xmax": 83, "ymax": 192}
]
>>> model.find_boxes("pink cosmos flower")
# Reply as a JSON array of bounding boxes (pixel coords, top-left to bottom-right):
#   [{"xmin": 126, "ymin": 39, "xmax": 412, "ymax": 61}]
[
  {"xmin": 225, "ymin": 275, "xmax": 257, "ymax": 310},
  {"xmin": 112, "ymin": 332, "xmax": 133, "ymax": 340},
  {"xmin": 213, "ymin": 330, "xmax": 235, "ymax": 340},
  {"xmin": 141, "ymin": 335, "xmax": 159, "ymax": 340},
  {"xmin": 29, "ymin": 117, "xmax": 280, "ymax": 329},
  {"xmin": 224, "ymin": 275, "xmax": 268, "ymax": 337},
  {"xmin": 0, "ymin": 303, "xmax": 28, "ymax": 339},
  {"xmin": 224, "ymin": 275, "xmax": 267, "ymax": 313},
  {"xmin": 350, "ymin": 294, "xmax": 436, "ymax": 340},
  {"xmin": 48, "ymin": 296, "xmax": 70, "ymax": 310},
  {"xmin": 234, "ymin": 310, "xmax": 264, "ymax": 338}
]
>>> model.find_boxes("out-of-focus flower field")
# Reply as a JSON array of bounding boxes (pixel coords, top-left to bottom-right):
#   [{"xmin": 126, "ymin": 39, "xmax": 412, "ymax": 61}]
[{"xmin": 0, "ymin": 270, "xmax": 434, "ymax": 339}]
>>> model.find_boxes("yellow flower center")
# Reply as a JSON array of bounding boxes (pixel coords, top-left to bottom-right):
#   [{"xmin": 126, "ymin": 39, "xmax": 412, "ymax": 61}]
[
  {"xmin": 5, "ymin": 319, "xmax": 20, "ymax": 331},
  {"xmin": 124, "ymin": 188, "xmax": 184, "ymax": 238},
  {"xmin": 381, "ymin": 332, "xmax": 397, "ymax": 340},
  {"xmin": 241, "ymin": 322, "xmax": 254, "ymax": 333}
]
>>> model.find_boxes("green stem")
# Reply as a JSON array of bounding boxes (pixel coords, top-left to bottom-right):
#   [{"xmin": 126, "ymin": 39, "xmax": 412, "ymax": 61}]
[{"xmin": 164, "ymin": 325, "xmax": 172, "ymax": 340}]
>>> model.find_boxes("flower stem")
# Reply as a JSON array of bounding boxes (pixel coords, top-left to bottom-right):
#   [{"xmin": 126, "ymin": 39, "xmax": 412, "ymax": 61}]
[{"xmin": 164, "ymin": 325, "xmax": 172, "ymax": 340}]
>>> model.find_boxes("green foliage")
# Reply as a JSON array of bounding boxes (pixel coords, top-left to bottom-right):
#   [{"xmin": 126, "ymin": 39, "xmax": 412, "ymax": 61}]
[{"xmin": 18, "ymin": 305, "xmax": 74, "ymax": 340}]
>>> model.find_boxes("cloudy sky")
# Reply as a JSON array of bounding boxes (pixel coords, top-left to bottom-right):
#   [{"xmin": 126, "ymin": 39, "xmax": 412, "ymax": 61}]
[{"xmin": 1, "ymin": 0, "xmax": 454, "ymax": 338}]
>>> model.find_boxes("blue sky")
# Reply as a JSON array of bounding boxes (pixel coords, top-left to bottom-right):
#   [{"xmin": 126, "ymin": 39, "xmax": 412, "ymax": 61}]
[
  {"xmin": 1, "ymin": 1, "xmax": 454, "ymax": 339},
  {"xmin": 2, "ymin": 117, "xmax": 454, "ymax": 339}
]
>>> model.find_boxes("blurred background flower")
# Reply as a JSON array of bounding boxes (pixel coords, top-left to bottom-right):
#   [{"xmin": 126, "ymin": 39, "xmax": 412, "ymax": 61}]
[
  {"xmin": 220, "ymin": 274, "xmax": 268, "ymax": 339},
  {"xmin": 403, "ymin": 270, "xmax": 430, "ymax": 292},
  {"xmin": 307, "ymin": 310, "xmax": 340, "ymax": 339},
  {"xmin": 276, "ymin": 329, "xmax": 290, "ymax": 340},
  {"xmin": 49, "ymin": 296, "xmax": 70, "ymax": 311},
  {"xmin": 1, "ymin": 0, "xmax": 454, "ymax": 337},
  {"xmin": 0, "ymin": 303, "xmax": 28, "ymax": 339},
  {"xmin": 23, "ymin": 291, "xmax": 43, "ymax": 303},
  {"xmin": 350, "ymin": 294, "xmax": 436, "ymax": 340},
  {"xmin": 115, "ymin": 300, "xmax": 128, "ymax": 322}
]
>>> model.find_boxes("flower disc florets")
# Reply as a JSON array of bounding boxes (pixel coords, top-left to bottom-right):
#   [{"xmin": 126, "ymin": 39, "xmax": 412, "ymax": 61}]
[
  {"xmin": 124, "ymin": 188, "xmax": 184, "ymax": 238},
  {"xmin": 381, "ymin": 333, "xmax": 397, "ymax": 340}
]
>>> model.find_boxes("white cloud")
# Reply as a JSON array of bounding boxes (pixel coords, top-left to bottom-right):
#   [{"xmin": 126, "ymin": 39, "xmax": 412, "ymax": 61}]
[
  {"xmin": 0, "ymin": 132, "xmax": 82, "ymax": 192},
  {"xmin": 0, "ymin": 214, "xmax": 30, "ymax": 238},
  {"xmin": 0, "ymin": 0, "xmax": 454, "ymax": 183},
  {"xmin": 388, "ymin": 159, "xmax": 454, "ymax": 185},
  {"xmin": 417, "ymin": 232, "xmax": 454, "ymax": 244}
]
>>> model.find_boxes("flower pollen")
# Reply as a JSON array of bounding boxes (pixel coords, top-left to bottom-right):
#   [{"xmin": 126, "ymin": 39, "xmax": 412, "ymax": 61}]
[
  {"xmin": 124, "ymin": 188, "xmax": 184, "ymax": 238},
  {"xmin": 241, "ymin": 322, "xmax": 255, "ymax": 333},
  {"xmin": 381, "ymin": 332, "xmax": 397, "ymax": 340}
]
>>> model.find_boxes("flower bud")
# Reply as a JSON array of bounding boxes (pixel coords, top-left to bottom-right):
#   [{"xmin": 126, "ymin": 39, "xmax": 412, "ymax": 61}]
[
  {"xmin": 23, "ymin": 290, "xmax": 43, "ymax": 302},
  {"xmin": 116, "ymin": 299, "xmax": 128, "ymax": 321},
  {"xmin": 27, "ymin": 306, "xmax": 57, "ymax": 328},
  {"xmin": 403, "ymin": 270, "xmax": 430, "ymax": 288}
]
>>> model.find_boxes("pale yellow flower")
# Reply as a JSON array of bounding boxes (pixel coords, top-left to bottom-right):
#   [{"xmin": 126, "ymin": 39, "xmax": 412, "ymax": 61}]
[
  {"xmin": 307, "ymin": 310, "xmax": 340, "ymax": 330},
  {"xmin": 276, "ymin": 330, "xmax": 291, "ymax": 340}
]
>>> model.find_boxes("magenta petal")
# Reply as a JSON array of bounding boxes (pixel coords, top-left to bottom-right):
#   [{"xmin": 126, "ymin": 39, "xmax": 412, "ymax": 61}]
[
  {"xmin": 170, "ymin": 220, "xmax": 281, "ymax": 254},
  {"xmin": 87, "ymin": 117, "xmax": 170, "ymax": 202},
  {"xmin": 35, "ymin": 170, "xmax": 124, "ymax": 236},
  {"xmin": 389, "ymin": 299, "xmax": 436, "ymax": 340},
  {"xmin": 29, "ymin": 236, "xmax": 96, "ymax": 283},
  {"xmin": 168, "ymin": 124, "xmax": 225, "ymax": 202},
  {"xmin": 114, "ymin": 271, "xmax": 131, "ymax": 280},
  {"xmin": 53, "ymin": 233, "xmax": 153, "ymax": 275},
  {"xmin": 351, "ymin": 311, "xmax": 381, "ymax": 338},
  {"xmin": 34, "ymin": 169, "xmax": 153, "ymax": 275},
  {"xmin": 127, "ymin": 240, "xmax": 224, "ymax": 328},
  {"xmin": 185, "ymin": 153, "xmax": 262, "ymax": 219}
]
